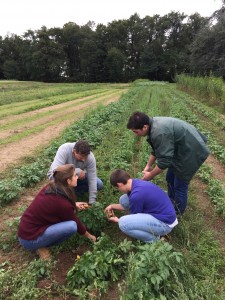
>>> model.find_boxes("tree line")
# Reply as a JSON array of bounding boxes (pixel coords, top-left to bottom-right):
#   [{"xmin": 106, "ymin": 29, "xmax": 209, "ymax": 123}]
[{"xmin": 0, "ymin": 3, "xmax": 224, "ymax": 83}]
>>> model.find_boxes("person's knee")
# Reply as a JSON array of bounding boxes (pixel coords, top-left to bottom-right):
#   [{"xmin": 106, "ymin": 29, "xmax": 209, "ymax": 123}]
[
  {"xmin": 119, "ymin": 194, "xmax": 130, "ymax": 210},
  {"xmin": 118, "ymin": 216, "xmax": 130, "ymax": 232},
  {"xmin": 97, "ymin": 178, "xmax": 103, "ymax": 190},
  {"xmin": 67, "ymin": 221, "xmax": 77, "ymax": 234}
]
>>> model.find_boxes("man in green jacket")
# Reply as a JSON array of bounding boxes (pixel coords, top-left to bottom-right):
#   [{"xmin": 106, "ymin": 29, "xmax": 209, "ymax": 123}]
[{"xmin": 127, "ymin": 111, "xmax": 210, "ymax": 214}]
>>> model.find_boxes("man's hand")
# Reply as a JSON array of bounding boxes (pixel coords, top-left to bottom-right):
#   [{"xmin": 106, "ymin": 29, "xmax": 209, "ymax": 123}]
[
  {"xmin": 143, "ymin": 166, "xmax": 152, "ymax": 172},
  {"xmin": 104, "ymin": 205, "xmax": 112, "ymax": 213},
  {"xmin": 78, "ymin": 170, "xmax": 85, "ymax": 180},
  {"xmin": 108, "ymin": 216, "xmax": 119, "ymax": 223},
  {"xmin": 142, "ymin": 171, "xmax": 153, "ymax": 181}
]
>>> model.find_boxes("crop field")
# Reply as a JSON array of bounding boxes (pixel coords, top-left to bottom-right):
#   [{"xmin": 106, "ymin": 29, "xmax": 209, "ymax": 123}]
[
  {"xmin": 0, "ymin": 80, "xmax": 225, "ymax": 299},
  {"xmin": 0, "ymin": 81, "xmax": 128, "ymax": 172}
]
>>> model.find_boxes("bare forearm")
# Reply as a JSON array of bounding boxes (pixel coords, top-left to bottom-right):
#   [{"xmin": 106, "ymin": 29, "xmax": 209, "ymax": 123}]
[
  {"xmin": 142, "ymin": 165, "xmax": 163, "ymax": 180},
  {"xmin": 83, "ymin": 231, "xmax": 96, "ymax": 242},
  {"xmin": 106, "ymin": 204, "xmax": 124, "ymax": 211},
  {"xmin": 144, "ymin": 155, "xmax": 156, "ymax": 171},
  {"xmin": 150, "ymin": 165, "xmax": 163, "ymax": 178}
]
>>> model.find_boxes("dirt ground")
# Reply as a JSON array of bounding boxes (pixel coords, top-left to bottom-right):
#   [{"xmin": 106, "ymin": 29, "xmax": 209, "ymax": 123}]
[
  {"xmin": 0, "ymin": 90, "xmax": 225, "ymax": 298},
  {"xmin": 192, "ymin": 155, "xmax": 225, "ymax": 250},
  {"xmin": 0, "ymin": 153, "xmax": 225, "ymax": 299},
  {"xmin": 0, "ymin": 94, "xmax": 124, "ymax": 299},
  {"xmin": 0, "ymin": 94, "xmax": 121, "ymax": 172}
]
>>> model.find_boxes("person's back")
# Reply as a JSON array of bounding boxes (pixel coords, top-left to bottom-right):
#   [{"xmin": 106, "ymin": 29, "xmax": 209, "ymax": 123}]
[
  {"xmin": 105, "ymin": 169, "xmax": 178, "ymax": 243},
  {"xmin": 18, "ymin": 164, "xmax": 96, "ymax": 259},
  {"xmin": 149, "ymin": 117, "xmax": 210, "ymax": 182},
  {"xmin": 127, "ymin": 111, "xmax": 210, "ymax": 215},
  {"xmin": 129, "ymin": 179, "xmax": 176, "ymax": 225}
]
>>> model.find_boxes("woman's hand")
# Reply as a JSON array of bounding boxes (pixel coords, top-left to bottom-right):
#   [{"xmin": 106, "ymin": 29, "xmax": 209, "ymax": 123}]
[
  {"xmin": 88, "ymin": 234, "xmax": 97, "ymax": 242},
  {"xmin": 76, "ymin": 202, "xmax": 90, "ymax": 210},
  {"xmin": 84, "ymin": 231, "xmax": 96, "ymax": 242}
]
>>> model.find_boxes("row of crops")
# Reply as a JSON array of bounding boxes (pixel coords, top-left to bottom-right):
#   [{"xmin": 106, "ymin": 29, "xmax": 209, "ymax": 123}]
[{"xmin": 1, "ymin": 80, "xmax": 225, "ymax": 299}]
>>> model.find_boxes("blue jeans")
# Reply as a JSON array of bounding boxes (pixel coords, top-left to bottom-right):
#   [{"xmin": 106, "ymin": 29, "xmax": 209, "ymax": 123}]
[
  {"xmin": 166, "ymin": 168, "xmax": 189, "ymax": 215},
  {"xmin": 119, "ymin": 194, "xmax": 172, "ymax": 243},
  {"xmin": 75, "ymin": 176, "xmax": 103, "ymax": 193},
  {"xmin": 18, "ymin": 221, "xmax": 77, "ymax": 250}
]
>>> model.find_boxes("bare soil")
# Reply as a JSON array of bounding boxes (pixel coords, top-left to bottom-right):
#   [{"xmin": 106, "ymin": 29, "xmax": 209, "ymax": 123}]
[
  {"xmin": 0, "ymin": 91, "xmax": 225, "ymax": 298},
  {"xmin": 192, "ymin": 155, "xmax": 225, "ymax": 249},
  {"xmin": 0, "ymin": 94, "xmax": 122, "ymax": 172},
  {"xmin": 0, "ymin": 93, "xmax": 124, "ymax": 299}
]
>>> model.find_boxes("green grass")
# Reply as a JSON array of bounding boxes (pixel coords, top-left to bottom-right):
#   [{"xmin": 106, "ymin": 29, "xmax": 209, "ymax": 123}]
[{"xmin": 0, "ymin": 80, "xmax": 225, "ymax": 299}]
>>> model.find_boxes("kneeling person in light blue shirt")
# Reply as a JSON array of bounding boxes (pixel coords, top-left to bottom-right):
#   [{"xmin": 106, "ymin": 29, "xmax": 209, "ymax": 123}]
[{"xmin": 105, "ymin": 169, "xmax": 178, "ymax": 243}]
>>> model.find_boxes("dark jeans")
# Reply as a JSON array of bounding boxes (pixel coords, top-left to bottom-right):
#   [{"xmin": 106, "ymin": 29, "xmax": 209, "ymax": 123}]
[
  {"xmin": 75, "ymin": 176, "xmax": 103, "ymax": 193},
  {"xmin": 166, "ymin": 168, "xmax": 189, "ymax": 215}
]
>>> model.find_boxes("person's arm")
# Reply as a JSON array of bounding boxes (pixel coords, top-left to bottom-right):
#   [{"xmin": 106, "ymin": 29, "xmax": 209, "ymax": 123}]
[
  {"xmin": 143, "ymin": 154, "xmax": 156, "ymax": 172},
  {"xmin": 143, "ymin": 130, "xmax": 175, "ymax": 181},
  {"xmin": 104, "ymin": 204, "xmax": 124, "ymax": 223},
  {"xmin": 47, "ymin": 144, "xmax": 69, "ymax": 180},
  {"xmin": 105, "ymin": 203, "xmax": 125, "ymax": 212},
  {"xmin": 83, "ymin": 230, "xmax": 96, "ymax": 242},
  {"xmin": 142, "ymin": 165, "xmax": 163, "ymax": 180},
  {"xmin": 86, "ymin": 153, "xmax": 97, "ymax": 204}
]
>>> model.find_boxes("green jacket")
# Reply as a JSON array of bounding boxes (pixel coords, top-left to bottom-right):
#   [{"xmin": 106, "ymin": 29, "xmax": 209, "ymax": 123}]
[{"xmin": 147, "ymin": 117, "xmax": 210, "ymax": 183}]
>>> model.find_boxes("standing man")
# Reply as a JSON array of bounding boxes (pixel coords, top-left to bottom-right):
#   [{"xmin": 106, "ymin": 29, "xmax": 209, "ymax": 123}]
[
  {"xmin": 47, "ymin": 140, "xmax": 103, "ymax": 205},
  {"xmin": 127, "ymin": 111, "xmax": 210, "ymax": 214},
  {"xmin": 105, "ymin": 169, "xmax": 178, "ymax": 243}
]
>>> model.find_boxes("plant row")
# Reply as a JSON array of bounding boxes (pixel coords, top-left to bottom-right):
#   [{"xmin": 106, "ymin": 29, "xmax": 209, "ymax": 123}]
[
  {"xmin": 1, "ymin": 81, "xmax": 225, "ymax": 299},
  {"xmin": 198, "ymin": 164, "xmax": 225, "ymax": 217},
  {"xmin": 0, "ymin": 82, "xmax": 117, "ymax": 105},
  {"xmin": 66, "ymin": 81, "xmax": 225, "ymax": 299},
  {"xmin": 164, "ymin": 87, "xmax": 225, "ymax": 215},
  {"xmin": 176, "ymin": 74, "xmax": 225, "ymax": 110},
  {"xmin": 0, "ymin": 86, "xmax": 138, "ymax": 205}
]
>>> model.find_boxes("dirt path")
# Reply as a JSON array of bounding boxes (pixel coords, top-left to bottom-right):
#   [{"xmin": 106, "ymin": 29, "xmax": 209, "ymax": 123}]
[
  {"xmin": 0, "ymin": 94, "xmax": 122, "ymax": 172},
  {"xmin": 0, "ymin": 153, "xmax": 225, "ymax": 299},
  {"xmin": 192, "ymin": 154, "xmax": 225, "ymax": 249},
  {"xmin": 0, "ymin": 87, "xmax": 224, "ymax": 299}
]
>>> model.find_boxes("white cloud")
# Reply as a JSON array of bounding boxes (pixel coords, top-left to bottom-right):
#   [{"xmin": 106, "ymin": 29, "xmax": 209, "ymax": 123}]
[{"xmin": 0, "ymin": 0, "xmax": 222, "ymax": 37}]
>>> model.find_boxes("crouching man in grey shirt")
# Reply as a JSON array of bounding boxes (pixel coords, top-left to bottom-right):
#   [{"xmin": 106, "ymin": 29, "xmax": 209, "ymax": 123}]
[{"xmin": 47, "ymin": 140, "xmax": 103, "ymax": 205}]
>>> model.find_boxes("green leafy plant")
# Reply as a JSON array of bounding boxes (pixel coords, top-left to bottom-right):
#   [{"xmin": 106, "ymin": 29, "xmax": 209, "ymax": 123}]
[
  {"xmin": 119, "ymin": 241, "xmax": 185, "ymax": 299},
  {"xmin": 67, "ymin": 234, "xmax": 133, "ymax": 298},
  {"xmin": 78, "ymin": 202, "xmax": 108, "ymax": 235}
]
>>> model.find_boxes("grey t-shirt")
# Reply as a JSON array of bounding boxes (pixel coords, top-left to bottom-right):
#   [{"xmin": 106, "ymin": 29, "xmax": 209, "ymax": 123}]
[{"xmin": 47, "ymin": 142, "xmax": 97, "ymax": 204}]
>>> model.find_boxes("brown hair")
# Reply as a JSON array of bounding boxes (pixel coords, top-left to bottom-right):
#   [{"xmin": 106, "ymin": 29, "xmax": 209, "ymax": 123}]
[
  {"xmin": 127, "ymin": 111, "xmax": 149, "ymax": 129},
  {"xmin": 110, "ymin": 169, "xmax": 131, "ymax": 186},
  {"xmin": 48, "ymin": 164, "xmax": 77, "ymax": 210},
  {"xmin": 74, "ymin": 140, "xmax": 90, "ymax": 155}
]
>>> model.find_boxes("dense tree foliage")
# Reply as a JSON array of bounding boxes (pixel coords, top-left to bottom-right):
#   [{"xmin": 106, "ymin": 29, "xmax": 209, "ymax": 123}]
[
  {"xmin": 0, "ymin": 2, "xmax": 224, "ymax": 82},
  {"xmin": 190, "ymin": 5, "xmax": 225, "ymax": 78}
]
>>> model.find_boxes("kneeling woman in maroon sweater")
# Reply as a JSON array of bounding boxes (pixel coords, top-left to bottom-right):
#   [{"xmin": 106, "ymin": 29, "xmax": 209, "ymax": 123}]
[{"xmin": 18, "ymin": 164, "xmax": 96, "ymax": 259}]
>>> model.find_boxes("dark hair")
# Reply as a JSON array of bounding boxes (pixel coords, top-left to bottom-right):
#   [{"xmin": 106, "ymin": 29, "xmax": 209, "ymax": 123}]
[
  {"xmin": 74, "ymin": 140, "xmax": 90, "ymax": 155},
  {"xmin": 49, "ymin": 164, "xmax": 77, "ymax": 209},
  {"xmin": 110, "ymin": 169, "xmax": 131, "ymax": 186},
  {"xmin": 127, "ymin": 111, "xmax": 149, "ymax": 129}
]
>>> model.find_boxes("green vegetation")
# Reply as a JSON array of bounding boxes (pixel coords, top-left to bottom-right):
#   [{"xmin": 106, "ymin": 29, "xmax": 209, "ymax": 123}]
[
  {"xmin": 0, "ymin": 80, "xmax": 225, "ymax": 299},
  {"xmin": 0, "ymin": 4, "xmax": 224, "ymax": 83},
  {"xmin": 176, "ymin": 74, "xmax": 225, "ymax": 112}
]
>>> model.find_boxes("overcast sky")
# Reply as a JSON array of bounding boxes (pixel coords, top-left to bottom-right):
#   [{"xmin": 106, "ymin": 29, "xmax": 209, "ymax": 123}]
[{"xmin": 0, "ymin": 0, "xmax": 223, "ymax": 37}]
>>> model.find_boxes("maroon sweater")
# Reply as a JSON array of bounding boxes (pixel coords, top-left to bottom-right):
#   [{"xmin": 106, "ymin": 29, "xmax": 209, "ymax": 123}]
[{"xmin": 18, "ymin": 186, "xmax": 86, "ymax": 240}]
